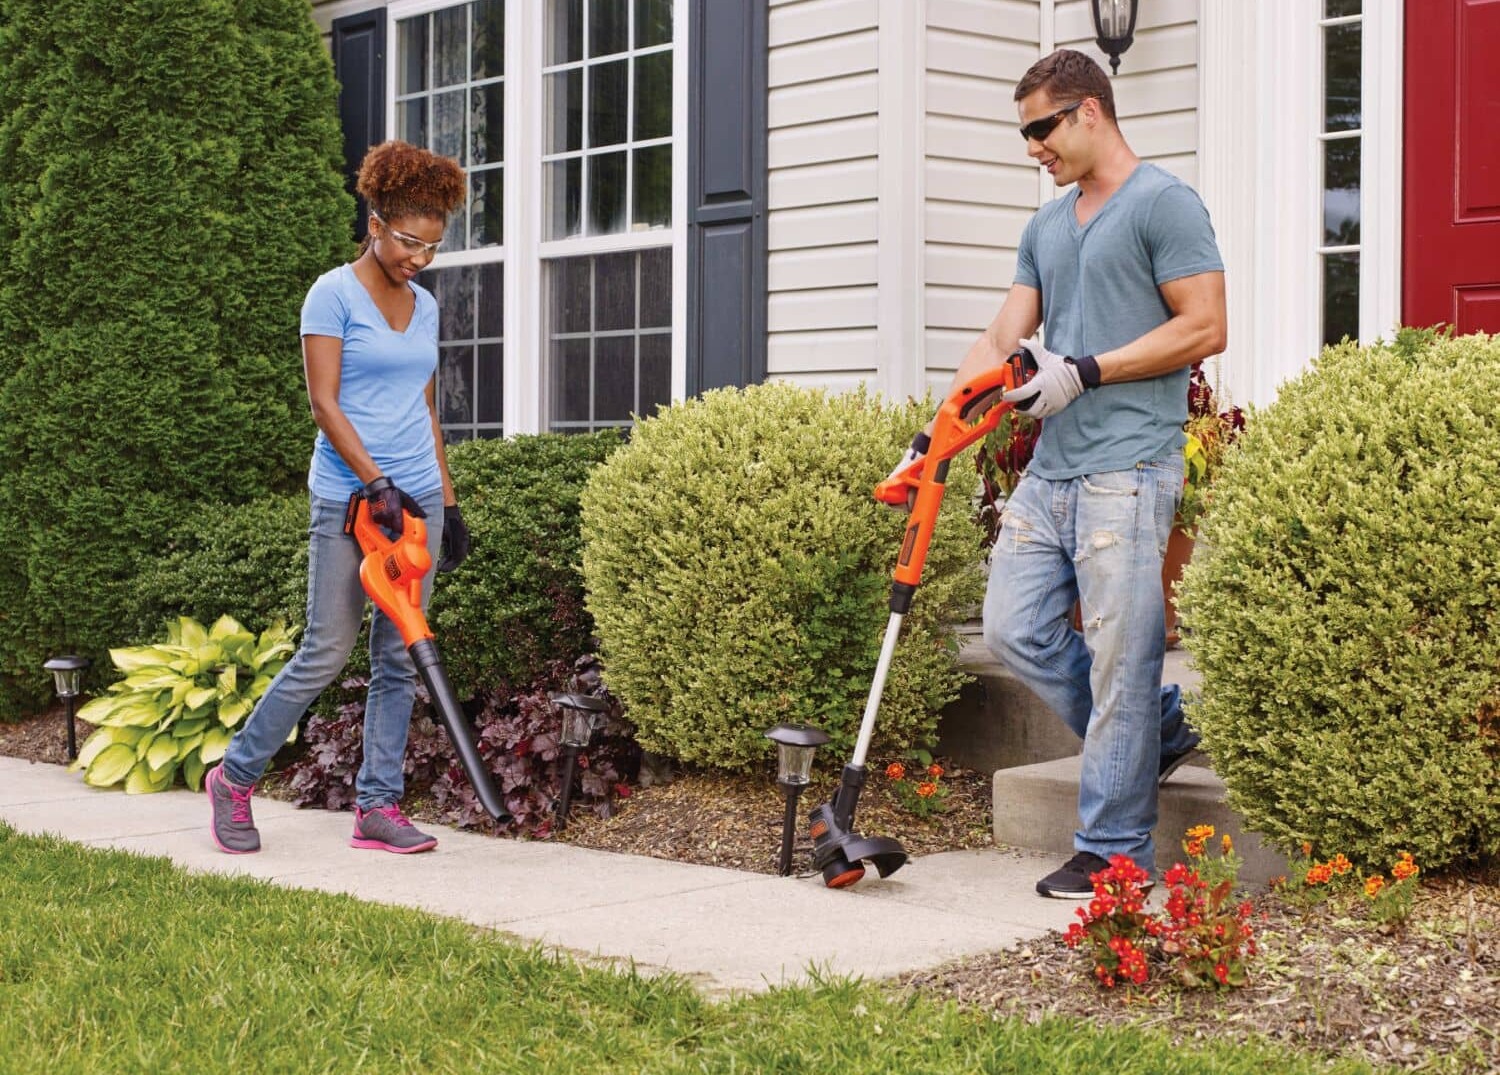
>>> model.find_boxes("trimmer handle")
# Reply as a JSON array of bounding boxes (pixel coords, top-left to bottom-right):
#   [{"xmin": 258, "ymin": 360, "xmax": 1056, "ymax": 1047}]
[
  {"xmin": 342, "ymin": 493, "xmax": 434, "ymax": 648},
  {"xmin": 874, "ymin": 349, "xmax": 1035, "ymax": 592}
]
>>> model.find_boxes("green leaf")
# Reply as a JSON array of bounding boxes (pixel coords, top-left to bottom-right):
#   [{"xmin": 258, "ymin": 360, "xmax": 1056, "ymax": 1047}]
[
  {"xmin": 135, "ymin": 731, "xmax": 157, "ymax": 761},
  {"xmin": 171, "ymin": 718, "xmax": 210, "ymax": 739},
  {"xmin": 178, "ymin": 617, "xmax": 209, "ymax": 649},
  {"xmin": 216, "ymin": 665, "xmax": 238, "ymax": 694},
  {"xmin": 184, "ymin": 686, "xmax": 217, "ymax": 711},
  {"xmin": 182, "ymin": 753, "xmax": 207, "ymax": 792},
  {"xmin": 147, "ymin": 736, "xmax": 179, "ymax": 771},
  {"xmin": 176, "ymin": 733, "xmax": 204, "ymax": 760},
  {"xmin": 209, "ymin": 614, "xmax": 246, "ymax": 640},
  {"xmin": 125, "ymin": 760, "xmax": 175, "ymax": 794},
  {"xmin": 72, "ymin": 727, "xmax": 123, "ymax": 770},
  {"xmin": 84, "ymin": 743, "xmax": 138, "ymax": 788},
  {"xmin": 200, "ymin": 725, "xmax": 232, "ymax": 764},
  {"xmin": 218, "ymin": 695, "xmax": 251, "ymax": 727},
  {"xmin": 109, "ymin": 645, "xmax": 175, "ymax": 672}
]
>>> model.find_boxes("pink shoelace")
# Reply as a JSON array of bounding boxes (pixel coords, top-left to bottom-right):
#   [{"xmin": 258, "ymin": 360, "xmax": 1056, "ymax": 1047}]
[
  {"xmin": 227, "ymin": 780, "xmax": 254, "ymax": 824},
  {"xmin": 371, "ymin": 805, "xmax": 413, "ymax": 827}
]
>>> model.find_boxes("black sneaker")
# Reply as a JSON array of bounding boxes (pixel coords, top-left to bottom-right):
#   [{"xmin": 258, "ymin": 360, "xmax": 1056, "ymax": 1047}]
[
  {"xmin": 1159, "ymin": 743, "xmax": 1205, "ymax": 786},
  {"xmin": 1035, "ymin": 851, "xmax": 1111, "ymax": 898}
]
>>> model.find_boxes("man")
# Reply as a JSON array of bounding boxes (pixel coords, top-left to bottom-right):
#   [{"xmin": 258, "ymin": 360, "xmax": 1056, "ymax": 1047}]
[{"xmin": 901, "ymin": 49, "xmax": 1226, "ymax": 897}]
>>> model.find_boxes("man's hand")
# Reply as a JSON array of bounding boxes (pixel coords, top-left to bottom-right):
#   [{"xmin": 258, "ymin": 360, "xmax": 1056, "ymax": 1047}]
[
  {"xmin": 364, "ymin": 476, "xmax": 427, "ymax": 535},
  {"xmin": 436, "ymin": 503, "xmax": 470, "ymax": 572},
  {"xmin": 1001, "ymin": 337, "xmax": 1099, "ymax": 419}
]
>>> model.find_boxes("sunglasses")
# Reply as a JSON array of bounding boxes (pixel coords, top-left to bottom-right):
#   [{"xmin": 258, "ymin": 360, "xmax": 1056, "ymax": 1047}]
[
  {"xmin": 371, "ymin": 213, "xmax": 444, "ymax": 257},
  {"xmin": 1018, "ymin": 99, "xmax": 1087, "ymax": 143}
]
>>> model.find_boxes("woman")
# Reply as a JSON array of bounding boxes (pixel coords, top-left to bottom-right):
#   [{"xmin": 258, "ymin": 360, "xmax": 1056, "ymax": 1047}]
[{"xmin": 207, "ymin": 141, "xmax": 470, "ymax": 855}]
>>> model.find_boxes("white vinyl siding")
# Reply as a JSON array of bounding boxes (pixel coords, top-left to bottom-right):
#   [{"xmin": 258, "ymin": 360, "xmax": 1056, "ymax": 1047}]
[
  {"xmin": 923, "ymin": 0, "xmax": 1040, "ymax": 395},
  {"xmin": 766, "ymin": 0, "xmax": 881, "ymax": 388}
]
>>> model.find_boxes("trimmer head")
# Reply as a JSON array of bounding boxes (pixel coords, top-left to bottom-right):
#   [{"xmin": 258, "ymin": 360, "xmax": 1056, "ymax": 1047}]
[{"xmin": 808, "ymin": 765, "xmax": 907, "ymax": 888}]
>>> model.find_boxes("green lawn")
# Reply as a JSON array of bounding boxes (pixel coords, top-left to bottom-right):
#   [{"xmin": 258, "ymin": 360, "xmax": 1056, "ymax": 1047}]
[{"xmin": 0, "ymin": 824, "xmax": 1375, "ymax": 1074}]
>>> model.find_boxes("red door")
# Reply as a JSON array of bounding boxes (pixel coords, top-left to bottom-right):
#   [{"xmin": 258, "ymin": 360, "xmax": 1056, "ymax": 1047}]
[{"xmin": 1404, "ymin": 0, "xmax": 1500, "ymax": 332}]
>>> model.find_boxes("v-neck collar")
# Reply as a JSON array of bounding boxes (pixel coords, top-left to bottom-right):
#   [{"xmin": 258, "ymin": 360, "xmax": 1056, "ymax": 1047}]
[
  {"xmin": 1069, "ymin": 162, "xmax": 1146, "ymax": 234},
  {"xmin": 346, "ymin": 263, "xmax": 419, "ymax": 335}
]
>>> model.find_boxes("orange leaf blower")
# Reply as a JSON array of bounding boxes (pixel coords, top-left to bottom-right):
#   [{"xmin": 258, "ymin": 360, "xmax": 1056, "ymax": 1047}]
[
  {"xmin": 343, "ymin": 494, "xmax": 512, "ymax": 822},
  {"xmin": 808, "ymin": 348, "xmax": 1035, "ymax": 888}
]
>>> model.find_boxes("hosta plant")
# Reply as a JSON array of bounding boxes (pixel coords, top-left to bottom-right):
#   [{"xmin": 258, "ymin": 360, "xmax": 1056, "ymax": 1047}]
[{"xmin": 72, "ymin": 615, "xmax": 296, "ymax": 793}]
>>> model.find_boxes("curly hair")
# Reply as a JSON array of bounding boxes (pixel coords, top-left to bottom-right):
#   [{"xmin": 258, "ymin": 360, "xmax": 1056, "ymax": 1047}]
[
  {"xmin": 356, "ymin": 140, "xmax": 466, "ymax": 222},
  {"xmin": 1014, "ymin": 49, "xmax": 1116, "ymax": 124}
]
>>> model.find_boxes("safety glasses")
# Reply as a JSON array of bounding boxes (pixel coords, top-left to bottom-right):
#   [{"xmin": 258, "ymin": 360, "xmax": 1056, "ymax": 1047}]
[
  {"xmin": 371, "ymin": 213, "xmax": 443, "ymax": 257},
  {"xmin": 1018, "ymin": 99, "xmax": 1087, "ymax": 143}
]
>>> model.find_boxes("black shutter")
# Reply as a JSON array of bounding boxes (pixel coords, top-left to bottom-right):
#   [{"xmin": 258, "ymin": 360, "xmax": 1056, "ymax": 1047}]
[
  {"xmin": 330, "ymin": 9, "xmax": 387, "ymax": 243},
  {"xmin": 686, "ymin": 0, "xmax": 769, "ymax": 394}
]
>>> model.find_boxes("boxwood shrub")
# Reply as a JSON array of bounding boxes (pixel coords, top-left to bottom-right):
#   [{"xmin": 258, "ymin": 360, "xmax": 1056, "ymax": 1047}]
[
  {"xmin": 579, "ymin": 381, "xmax": 987, "ymax": 771},
  {"xmin": 1176, "ymin": 329, "xmax": 1499, "ymax": 870}
]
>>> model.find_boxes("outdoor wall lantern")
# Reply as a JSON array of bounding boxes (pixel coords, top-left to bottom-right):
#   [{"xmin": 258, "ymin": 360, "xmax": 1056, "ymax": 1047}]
[
  {"xmin": 551, "ymin": 691, "xmax": 609, "ymax": 831},
  {"xmin": 43, "ymin": 654, "xmax": 91, "ymax": 761},
  {"xmin": 1090, "ymin": 0, "xmax": 1138, "ymax": 75},
  {"xmin": 763, "ymin": 723, "xmax": 830, "ymax": 876}
]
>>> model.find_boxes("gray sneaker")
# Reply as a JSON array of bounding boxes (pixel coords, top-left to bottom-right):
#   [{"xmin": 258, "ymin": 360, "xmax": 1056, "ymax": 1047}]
[
  {"xmin": 206, "ymin": 763, "xmax": 260, "ymax": 854},
  {"xmin": 350, "ymin": 804, "xmax": 438, "ymax": 854}
]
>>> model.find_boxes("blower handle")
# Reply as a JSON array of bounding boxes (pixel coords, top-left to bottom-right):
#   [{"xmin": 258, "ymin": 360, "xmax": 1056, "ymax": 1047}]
[{"xmin": 873, "ymin": 349, "xmax": 1035, "ymax": 596}]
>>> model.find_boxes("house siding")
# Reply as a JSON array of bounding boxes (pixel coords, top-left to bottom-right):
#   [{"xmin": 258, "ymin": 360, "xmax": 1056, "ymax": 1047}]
[{"xmin": 766, "ymin": 0, "xmax": 882, "ymax": 393}]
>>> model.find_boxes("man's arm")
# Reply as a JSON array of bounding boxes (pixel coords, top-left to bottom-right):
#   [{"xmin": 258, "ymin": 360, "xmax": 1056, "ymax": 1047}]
[
  {"xmin": 1094, "ymin": 270, "xmax": 1227, "ymax": 383},
  {"xmin": 945, "ymin": 284, "xmax": 1044, "ymax": 395}
]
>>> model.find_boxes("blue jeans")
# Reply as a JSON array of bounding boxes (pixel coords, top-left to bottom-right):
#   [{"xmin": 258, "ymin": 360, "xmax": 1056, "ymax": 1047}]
[
  {"xmin": 982, "ymin": 457, "xmax": 1197, "ymax": 873},
  {"xmin": 222, "ymin": 489, "xmax": 445, "ymax": 811}
]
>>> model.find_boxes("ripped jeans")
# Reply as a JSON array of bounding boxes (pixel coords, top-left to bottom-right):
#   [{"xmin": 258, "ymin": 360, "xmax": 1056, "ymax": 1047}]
[{"xmin": 982, "ymin": 457, "xmax": 1197, "ymax": 873}]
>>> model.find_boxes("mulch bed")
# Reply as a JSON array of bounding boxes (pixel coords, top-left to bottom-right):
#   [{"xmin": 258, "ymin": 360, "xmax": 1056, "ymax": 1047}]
[{"xmin": 4, "ymin": 707, "xmax": 1497, "ymax": 1071}]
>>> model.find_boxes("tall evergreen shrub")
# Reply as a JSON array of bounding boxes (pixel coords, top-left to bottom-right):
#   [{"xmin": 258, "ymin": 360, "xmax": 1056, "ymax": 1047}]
[
  {"xmin": 1176, "ymin": 330, "xmax": 1500, "ymax": 870},
  {"xmin": 0, "ymin": 0, "xmax": 352, "ymax": 718}
]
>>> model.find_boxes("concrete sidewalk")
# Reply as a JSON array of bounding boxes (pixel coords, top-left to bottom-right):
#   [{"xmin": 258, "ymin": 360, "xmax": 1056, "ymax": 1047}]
[{"xmin": 0, "ymin": 755, "xmax": 1076, "ymax": 996}]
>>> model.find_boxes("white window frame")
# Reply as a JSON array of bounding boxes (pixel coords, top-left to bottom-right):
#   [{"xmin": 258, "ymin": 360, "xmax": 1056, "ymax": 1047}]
[
  {"xmin": 385, "ymin": 0, "xmax": 687, "ymax": 435},
  {"xmin": 1200, "ymin": 0, "xmax": 1402, "ymax": 408}
]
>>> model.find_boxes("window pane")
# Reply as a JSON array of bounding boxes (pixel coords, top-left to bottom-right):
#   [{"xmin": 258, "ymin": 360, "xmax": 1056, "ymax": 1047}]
[
  {"xmin": 594, "ymin": 251, "xmax": 635, "ymax": 331},
  {"xmin": 635, "ymin": 0, "xmax": 672, "ymax": 47},
  {"xmin": 1322, "ymin": 253, "xmax": 1359, "ymax": 347},
  {"xmin": 1323, "ymin": 22, "xmax": 1361, "ymax": 133},
  {"xmin": 639, "ymin": 247, "xmax": 670, "ymax": 327},
  {"xmin": 547, "ymin": 0, "xmax": 584, "ymax": 65},
  {"xmin": 398, "ymin": 16, "xmax": 428, "ymax": 94},
  {"xmin": 1324, "ymin": 0, "xmax": 1360, "ymax": 16},
  {"xmin": 546, "ymin": 69, "xmax": 583, "ymax": 153},
  {"xmin": 1323, "ymin": 138, "xmax": 1360, "ymax": 245},
  {"xmin": 553, "ymin": 338, "xmax": 592, "ymax": 423},
  {"xmin": 471, "ymin": 0, "xmax": 504, "ymax": 79},
  {"xmin": 632, "ymin": 144, "xmax": 671, "ymax": 229},
  {"xmin": 588, "ymin": 151, "xmax": 627, "ymax": 235},
  {"xmin": 552, "ymin": 257, "xmax": 591, "ymax": 333},
  {"xmin": 633, "ymin": 51, "xmax": 671, "ymax": 140},
  {"xmin": 471, "ymin": 82, "xmax": 504, "ymax": 165},
  {"xmin": 590, "ymin": 0, "xmax": 628, "ymax": 57},
  {"xmin": 433, "ymin": 89, "xmax": 466, "ymax": 164},
  {"xmin": 639, "ymin": 332, "xmax": 670, "ymax": 418},
  {"xmin": 589, "ymin": 59, "xmax": 628, "ymax": 148},
  {"xmin": 594, "ymin": 336, "xmax": 635, "ymax": 422},
  {"xmin": 477, "ymin": 342, "xmax": 504, "ymax": 423},
  {"xmin": 471, "ymin": 167, "xmax": 503, "ymax": 247},
  {"xmin": 434, "ymin": 5, "xmax": 468, "ymax": 88},
  {"xmin": 398, "ymin": 99, "xmax": 427, "ymax": 147},
  {"xmin": 546, "ymin": 158, "xmax": 583, "ymax": 239},
  {"xmin": 439, "ymin": 345, "xmax": 474, "ymax": 424},
  {"xmin": 478, "ymin": 261, "xmax": 505, "ymax": 338},
  {"xmin": 436, "ymin": 266, "xmax": 476, "ymax": 339}
]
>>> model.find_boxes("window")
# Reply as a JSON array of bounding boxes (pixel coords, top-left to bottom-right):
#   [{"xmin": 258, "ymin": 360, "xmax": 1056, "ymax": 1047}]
[
  {"xmin": 386, "ymin": 0, "xmax": 678, "ymax": 439},
  {"xmin": 1320, "ymin": 1, "xmax": 1361, "ymax": 346}
]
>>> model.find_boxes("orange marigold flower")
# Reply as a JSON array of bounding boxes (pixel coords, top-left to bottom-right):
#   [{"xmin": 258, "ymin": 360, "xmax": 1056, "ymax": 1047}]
[
  {"xmin": 1221, "ymin": 834, "xmax": 1234, "ymax": 854},
  {"xmin": 1301, "ymin": 841, "xmax": 1313, "ymax": 857},
  {"xmin": 927, "ymin": 763, "xmax": 944, "ymax": 779},
  {"xmin": 1186, "ymin": 824, "xmax": 1215, "ymax": 841},
  {"xmin": 916, "ymin": 781, "xmax": 937, "ymax": 798},
  {"xmin": 885, "ymin": 763, "xmax": 905, "ymax": 781},
  {"xmin": 1329, "ymin": 853, "xmax": 1352, "ymax": 875},
  {"xmin": 1306, "ymin": 863, "xmax": 1334, "ymax": 885},
  {"xmin": 1185, "ymin": 838, "xmax": 1206, "ymax": 857},
  {"xmin": 1392, "ymin": 858, "xmax": 1419, "ymax": 881},
  {"xmin": 1364, "ymin": 875, "xmax": 1386, "ymax": 898}
]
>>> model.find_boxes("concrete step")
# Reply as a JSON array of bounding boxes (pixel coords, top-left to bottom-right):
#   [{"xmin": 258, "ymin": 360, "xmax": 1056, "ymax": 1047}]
[{"xmin": 991, "ymin": 755, "xmax": 1289, "ymax": 887}]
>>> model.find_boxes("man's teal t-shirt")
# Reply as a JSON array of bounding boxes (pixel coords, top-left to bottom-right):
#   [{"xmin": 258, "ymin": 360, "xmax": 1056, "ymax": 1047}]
[
  {"xmin": 299, "ymin": 263, "xmax": 442, "ymax": 501},
  {"xmin": 1014, "ymin": 162, "xmax": 1223, "ymax": 479}
]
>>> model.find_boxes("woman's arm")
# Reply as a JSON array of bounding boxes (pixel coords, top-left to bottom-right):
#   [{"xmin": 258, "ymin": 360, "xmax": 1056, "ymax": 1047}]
[
  {"xmin": 303, "ymin": 334, "xmax": 383, "ymax": 484},
  {"xmin": 425, "ymin": 378, "xmax": 456, "ymax": 506}
]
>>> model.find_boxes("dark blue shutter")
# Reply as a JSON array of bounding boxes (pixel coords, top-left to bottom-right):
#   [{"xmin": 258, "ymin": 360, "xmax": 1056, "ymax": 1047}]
[
  {"xmin": 686, "ymin": 0, "xmax": 769, "ymax": 393},
  {"xmin": 330, "ymin": 9, "xmax": 387, "ymax": 243}
]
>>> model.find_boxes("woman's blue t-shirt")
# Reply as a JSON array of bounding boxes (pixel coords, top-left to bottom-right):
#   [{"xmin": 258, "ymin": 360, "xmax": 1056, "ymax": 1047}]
[{"xmin": 299, "ymin": 263, "xmax": 442, "ymax": 501}]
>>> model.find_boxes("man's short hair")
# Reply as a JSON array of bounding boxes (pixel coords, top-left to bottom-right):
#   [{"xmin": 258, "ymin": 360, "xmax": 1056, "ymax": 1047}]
[{"xmin": 1014, "ymin": 49, "xmax": 1117, "ymax": 124}]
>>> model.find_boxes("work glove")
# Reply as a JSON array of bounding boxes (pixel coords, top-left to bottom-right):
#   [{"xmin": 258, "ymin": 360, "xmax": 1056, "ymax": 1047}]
[
  {"xmin": 364, "ymin": 476, "xmax": 426, "ymax": 535},
  {"xmin": 884, "ymin": 430, "xmax": 931, "ymax": 512},
  {"xmin": 436, "ymin": 502, "xmax": 470, "ymax": 573},
  {"xmin": 1001, "ymin": 337, "xmax": 1099, "ymax": 419}
]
